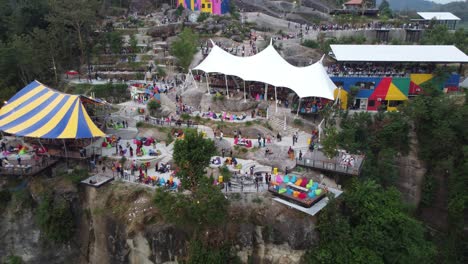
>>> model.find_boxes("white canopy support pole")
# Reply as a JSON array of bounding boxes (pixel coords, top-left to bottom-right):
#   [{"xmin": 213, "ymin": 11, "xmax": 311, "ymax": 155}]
[
  {"xmin": 243, "ymin": 80, "xmax": 246, "ymax": 102},
  {"xmin": 296, "ymin": 98, "xmax": 301, "ymax": 116},
  {"xmin": 284, "ymin": 114, "xmax": 287, "ymax": 131},
  {"xmin": 224, "ymin": 74, "xmax": 229, "ymax": 98},
  {"xmin": 318, "ymin": 118, "xmax": 325, "ymax": 143},
  {"xmin": 189, "ymin": 70, "xmax": 198, "ymax": 90},
  {"xmin": 274, "ymin": 86, "xmax": 278, "ymax": 113},
  {"xmin": 205, "ymin": 73, "xmax": 210, "ymax": 94},
  {"xmin": 264, "ymin": 83, "xmax": 268, "ymax": 101},
  {"xmin": 334, "ymin": 87, "xmax": 341, "ymax": 107}
]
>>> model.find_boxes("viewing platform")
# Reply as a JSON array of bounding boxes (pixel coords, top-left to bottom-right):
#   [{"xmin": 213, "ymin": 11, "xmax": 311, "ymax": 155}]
[
  {"xmin": 296, "ymin": 150, "xmax": 365, "ymax": 176},
  {"xmin": 0, "ymin": 157, "xmax": 59, "ymax": 176}
]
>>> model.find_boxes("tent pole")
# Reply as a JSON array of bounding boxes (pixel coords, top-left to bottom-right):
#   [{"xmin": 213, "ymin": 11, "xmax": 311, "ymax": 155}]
[
  {"xmin": 243, "ymin": 80, "xmax": 246, "ymax": 102},
  {"xmin": 224, "ymin": 75, "xmax": 229, "ymax": 98},
  {"xmin": 205, "ymin": 73, "xmax": 210, "ymax": 94},
  {"xmin": 264, "ymin": 83, "xmax": 268, "ymax": 101},
  {"xmin": 189, "ymin": 70, "xmax": 198, "ymax": 90},
  {"xmin": 37, "ymin": 139, "xmax": 50, "ymax": 158},
  {"xmin": 296, "ymin": 98, "xmax": 301, "ymax": 116},
  {"xmin": 62, "ymin": 139, "xmax": 68, "ymax": 168},
  {"xmin": 274, "ymin": 86, "xmax": 278, "ymax": 113}
]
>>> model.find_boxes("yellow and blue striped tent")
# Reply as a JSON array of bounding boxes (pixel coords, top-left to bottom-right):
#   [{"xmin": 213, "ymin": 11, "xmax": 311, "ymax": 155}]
[{"xmin": 0, "ymin": 81, "xmax": 105, "ymax": 139}]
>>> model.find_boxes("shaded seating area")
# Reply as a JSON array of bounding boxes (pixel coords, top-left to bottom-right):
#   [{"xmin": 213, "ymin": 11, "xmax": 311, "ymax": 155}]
[{"xmin": 269, "ymin": 174, "xmax": 328, "ymax": 208}]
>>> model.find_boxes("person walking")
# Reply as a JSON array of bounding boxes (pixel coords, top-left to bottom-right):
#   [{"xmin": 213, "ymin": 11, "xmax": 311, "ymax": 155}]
[
  {"xmin": 262, "ymin": 136, "xmax": 266, "ymax": 147},
  {"xmin": 16, "ymin": 153, "xmax": 21, "ymax": 166},
  {"xmin": 221, "ymin": 148, "xmax": 225, "ymax": 158},
  {"xmin": 299, "ymin": 150, "xmax": 303, "ymax": 160}
]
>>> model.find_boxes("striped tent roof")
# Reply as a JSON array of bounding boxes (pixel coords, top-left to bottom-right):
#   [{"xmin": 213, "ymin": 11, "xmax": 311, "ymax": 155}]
[{"xmin": 0, "ymin": 81, "xmax": 105, "ymax": 139}]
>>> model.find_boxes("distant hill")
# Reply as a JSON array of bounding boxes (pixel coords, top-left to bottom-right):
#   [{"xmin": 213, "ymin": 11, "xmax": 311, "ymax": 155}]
[
  {"xmin": 431, "ymin": 1, "xmax": 468, "ymax": 21},
  {"xmin": 376, "ymin": 0, "xmax": 438, "ymax": 11}
]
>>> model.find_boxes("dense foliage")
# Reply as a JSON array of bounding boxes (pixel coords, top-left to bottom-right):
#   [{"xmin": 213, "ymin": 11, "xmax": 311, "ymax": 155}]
[
  {"xmin": 37, "ymin": 192, "xmax": 75, "ymax": 243},
  {"xmin": 304, "ymin": 180, "xmax": 436, "ymax": 263},
  {"xmin": 401, "ymin": 86, "xmax": 467, "ymax": 263},
  {"xmin": 170, "ymin": 28, "xmax": 199, "ymax": 72},
  {"xmin": 173, "ymin": 129, "xmax": 216, "ymax": 191},
  {"xmin": 153, "ymin": 182, "xmax": 228, "ymax": 228},
  {"xmin": 334, "ymin": 111, "xmax": 410, "ymax": 187},
  {"xmin": 0, "ymin": 0, "xmax": 100, "ymax": 106}
]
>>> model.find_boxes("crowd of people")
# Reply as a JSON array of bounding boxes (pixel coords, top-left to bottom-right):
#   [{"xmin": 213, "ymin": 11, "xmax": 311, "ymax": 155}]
[{"xmin": 327, "ymin": 63, "xmax": 436, "ymax": 77}]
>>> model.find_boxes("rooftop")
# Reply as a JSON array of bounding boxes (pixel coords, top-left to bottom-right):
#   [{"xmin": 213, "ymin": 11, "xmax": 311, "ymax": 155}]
[
  {"xmin": 417, "ymin": 12, "xmax": 461, "ymax": 21},
  {"xmin": 330, "ymin": 45, "xmax": 468, "ymax": 63}
]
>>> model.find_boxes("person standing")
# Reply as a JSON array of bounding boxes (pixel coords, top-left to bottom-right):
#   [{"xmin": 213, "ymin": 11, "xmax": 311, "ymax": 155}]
[
  {"xmin": 220, "ymin": 130, "xmax": 223, "ymax": 141},
  {"xmin": 262, "ymin": 136, "xmax": 266, "ymax": 147},
  {"xmin": 299, "ymin": 150, "xmax": 303, "ymax": 160},
  {"xmin": 16, "ymin": 153, "xmax": 21, "ymax": 166},
  {"xmin": 221, "ymin": 148, "xmax": 225, "ymax": 158}
]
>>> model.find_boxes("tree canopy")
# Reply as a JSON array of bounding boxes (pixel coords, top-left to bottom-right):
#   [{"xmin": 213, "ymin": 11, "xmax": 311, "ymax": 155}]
[
  {"xmin": 304, "ymin": 180, "xmax": 436, "ymax": 263},
  {"xmin": 170, "ymin": 28, "xmax": 199, "ymax": 72},
  {"xmin": 173, "ymin": 129, "xmax": 216, "ymax": 191}
]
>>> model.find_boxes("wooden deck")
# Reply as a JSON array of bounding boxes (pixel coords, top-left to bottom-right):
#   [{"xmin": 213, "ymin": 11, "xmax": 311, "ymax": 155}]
[{"xmin": 0, "ymin": 158, "xmax": 59, "ymax": 176}]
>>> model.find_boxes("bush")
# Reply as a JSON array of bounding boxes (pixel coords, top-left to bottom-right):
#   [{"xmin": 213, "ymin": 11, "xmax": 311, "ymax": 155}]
[
  {"xmin": 5, "ymin": 255, "xmax": 23, "ymax": 264},
  {"xmin": 62, "ymin": 167, "xmax": 88, "ymax": 185},
  {"xmin": 37, "ymin": 192, "xmax": 75, "ymax": 243},
  {"xmin": 0, "ymin": 189, "xmax": 12, "ymax": 206},
  {"xmin": 245, "ymin": 121, "xmax": 252, "ymax": 126},
  {"xmin": 147, "ymin": 99, "xmax": 161, "ymax": 115},
  {"xmin": 293, "ymin": 118, "xmax": 304, "ymax": 126},
  {"xmin": 181, "ymin": 113, "xmax": 190, "ymax": 120},
  {"xmin": 136, "ymin": 121, "xmax": 144, "ymax": 127},
  {"xmin": 302, "ymin": 39, "xmax": 319, "ymax": 49},
  {"xmin": 197, "ymin": 12, "xmax": 210, "ymax": 22}
]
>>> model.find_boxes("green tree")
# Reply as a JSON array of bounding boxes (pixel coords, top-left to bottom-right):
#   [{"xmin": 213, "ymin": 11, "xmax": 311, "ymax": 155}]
[
  {"xmin": 170, "ymin": 28, "xmax": 198, "ymax": 72},
  {"xmin": 146, "ymin": 99, "xmax": 160, "ymax": 116},
  {"xmin": 153, "ymin": 182, "xmax": 228, "ymax": 228},
  {"xmin": 47, "ymin": 0, "xmax": 100, "ymax": 66},
  {"xmin": 37, "ymin": 192, "xmax": 75, "ymax": 243},
  {"xmin": 378, "ymin": 0, "xmax": 392, "ymax": 18},
  {"xmin": 129, "ymin": 34, "xmax": 138, "ymax": 53},
  {"xmin": 173, "ymin": 129, "xmax": 216, "ymax": 191},
  {"xmin": 321, "ymin": 127, "xmax": 339, "ymax": 159},
  {"xmin": 304, "ymin": 180, "xmax": 436, "ymax": 263}
]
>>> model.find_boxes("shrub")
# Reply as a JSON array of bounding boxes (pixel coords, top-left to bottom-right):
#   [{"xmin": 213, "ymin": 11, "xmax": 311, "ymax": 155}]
[
  {"xmin": 136, "ymin": 121, "xmax": 144, "ymax": 127},
  {"xmin": 293, "ymin": 118, "xmax": 304, "ymax": 126},
  {"xmin": 197, "ymin": 12, "xmax": 210, "ymax": 22},
  {"xmin": 0, "ymin": 189, "xmax": 12, "ymax": 206},
  {"xmin": 147, "ymin": 99, "xmax": 161, "ymax": 116},
  {"xmin": 37, "ymin": 192, "xmax": 75, "ymax": 243},
  {"xmin": 252, "ymin": 197, "xmax": 263, "ymax": 204},
  {"xmin": 302, "ymin": 39, "xmax": 319, "ymax": 49},
  {"xmin": 181, "ymin": 113, "xmax": 190, "ymax": 120},
  {"xmin": 245, "ymin": 121, "xmax": 252, "ymax": 126},
  {"xmin": 6, "ymin": 255, "xmax": 23, "ymax": 264}
]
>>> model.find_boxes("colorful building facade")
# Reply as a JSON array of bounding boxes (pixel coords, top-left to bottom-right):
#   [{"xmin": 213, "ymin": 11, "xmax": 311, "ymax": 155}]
[
  {"xmin": 178, "ymin": 0, "xmax": 230, "ymax": 15},
  {"xmin": 331, "ymin": 74, "xmax": 460, "ymax": 111}
]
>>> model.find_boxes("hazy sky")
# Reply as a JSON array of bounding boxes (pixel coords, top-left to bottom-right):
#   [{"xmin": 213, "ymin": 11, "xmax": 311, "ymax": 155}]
[{"xmin": 431, "ymin": 0, "xmax": 465, "ymax": 3}]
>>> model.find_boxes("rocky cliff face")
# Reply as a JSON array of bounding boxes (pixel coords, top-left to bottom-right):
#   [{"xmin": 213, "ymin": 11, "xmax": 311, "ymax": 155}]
[
  {"xmin": 0, "ymin": 177, "xmax": 316, "ymax": 263},
  {"xmin": 394, "ymin": 129, "xmax": 426, "ymax": 205}
]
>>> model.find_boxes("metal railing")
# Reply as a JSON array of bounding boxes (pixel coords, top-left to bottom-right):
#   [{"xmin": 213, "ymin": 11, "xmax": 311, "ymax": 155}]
[{"xmin": 296, "ymin": 158, "xmax": 362, "ymax": 176}]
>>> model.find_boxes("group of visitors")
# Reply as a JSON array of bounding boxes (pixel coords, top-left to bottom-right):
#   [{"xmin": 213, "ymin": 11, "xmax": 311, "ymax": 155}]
[{"xmin": 327, "ymin": 63, "xmax": 435, "ymax": 77}]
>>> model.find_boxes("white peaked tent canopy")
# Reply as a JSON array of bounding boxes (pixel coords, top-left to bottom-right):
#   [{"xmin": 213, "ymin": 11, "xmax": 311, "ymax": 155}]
[{"xmin": 193, "ymin": 40, "xmax": 336, "ymax": 100}]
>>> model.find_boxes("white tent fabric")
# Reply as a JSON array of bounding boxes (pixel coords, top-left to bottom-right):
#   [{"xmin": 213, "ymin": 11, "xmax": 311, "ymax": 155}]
[{"xmin": 193, "ymin": 41, "xmax": 336, "ymax": 100}]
